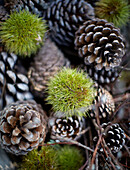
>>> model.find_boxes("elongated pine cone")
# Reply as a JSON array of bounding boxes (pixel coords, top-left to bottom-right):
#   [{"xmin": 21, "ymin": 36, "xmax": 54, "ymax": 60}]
[
  {"xmin": 0, "ymin": 100, "xmax": 47, "ymax": 155},
  {"xmin": 0, "ymin": 52, "xmax": 33, "ymax": 110},
  {"xmin": 28, "ymin": 39, "xmax": 70, "ymax": 99},
  {"xmin": 75, "ymin": 18, "xmax": 125, "ymax": 70},
  {"xmin": 85, "ymin": 65, "xmax": 121, "ymax": 85},
  {"xmin": 44, "ymin": 0, "xmax": 94, "ymax": 46},
  {"xmin": 4, "ymin": 0, "xmax": 48, "ymax": 16},
  {"xmin": 48, "ymin": 113, "xmax": 84, "ymax": 142},
  {"xmin": 88, "ymin": 86, "xmax": 115, "ymax": 123},
  {"xmin": 94, "ymin": 123, "xmax": 126, "ymax": 153}
]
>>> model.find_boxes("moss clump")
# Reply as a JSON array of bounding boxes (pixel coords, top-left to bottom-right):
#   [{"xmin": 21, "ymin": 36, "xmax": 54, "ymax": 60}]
[
  {"xmin": 57, "ymin": 145, "xmax": 84, "ymax": 170},
  {"xmin": 19, "ymin": 146, "xmax": 59, "ymax": 170},
  {"xmin": 0, "ymin": 10, "xmax": 47, "ymax": 57},
  {"xmin": 47, "ymin": 68, "xmax": 95, "ymax": 117},
  {"xmin": 95, "ymin": 0, "xmax": 130, "ymax": 27}
]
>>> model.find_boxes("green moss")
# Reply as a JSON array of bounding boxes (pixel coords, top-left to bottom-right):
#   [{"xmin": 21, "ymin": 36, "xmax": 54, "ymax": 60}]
[
  {"xmin": 0, "ymin": 10, "xmax": 47, "ymax": 57},
  {"xmin": 95, "ymin": 0, "xmax": 130, "ymax": 27},
  {"xmin": 19, "ymin": 146, "xmax": 59, "ymax": 170},
  {"xmin": 46, "ymin": 68, "xmax": 95, "ymax": 117},
  {"xmin": 57, "ymin": 145, "xmax": 84, "ymax": 170}
]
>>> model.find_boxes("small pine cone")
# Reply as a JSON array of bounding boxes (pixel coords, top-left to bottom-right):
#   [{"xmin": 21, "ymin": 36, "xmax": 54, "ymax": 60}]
[
  {"xmin": 48, "ymin": 113, "xmax": 84, "ymax": 142},
  {"xmin": 4, "ymin": 0, "xmax": 48, "ymax": 16},
  {"xmin": 75, "ymin": 18, "xmax": 125, "ymax": 70},
  {"xmin": 0, "ymin": 52, "xmax": 33, "ymax": 110},
  {"xmin": 85, "ymin": 65, "xmax": 121, "ymax": 85},
  {"xmin": 100, "ymin": 123, "xmax": 126, "ymax": 153},
  {"xmin": 0, "ymin": 100, "xmax": 47, "ymax": 155},
  {"xmin": 88, "ymin": 86, "xmax": 115, "ymax": 123},
  {"xmin": 28, "ymin": 39, "xmax": 70, "ymax": 99},
  {"xmin": 0, "ymin": 6, "xmax": 9, "ymax": 22},
  {"xmin": 44, "ymin": 0, "xmax": 95, "ymax": 46}
]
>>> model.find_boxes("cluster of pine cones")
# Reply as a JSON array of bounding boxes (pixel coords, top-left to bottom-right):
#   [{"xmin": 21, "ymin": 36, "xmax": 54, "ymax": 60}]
[{"xmin": 0, "ymin": 0, "xmax": 128, "ymax": 168}]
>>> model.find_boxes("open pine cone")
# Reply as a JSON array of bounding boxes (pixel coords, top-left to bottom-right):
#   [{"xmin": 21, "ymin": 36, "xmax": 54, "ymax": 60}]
[
  {"xmin": 75, "ymin": 18, "xmax": 125, "ymax": 70},
  {"xmin": 44, "ymin": 0, "xmax": 94, "ymax": 46},
  {"xmin": 48, "ymin": 113, "xmax": 84, "ymax": 142},
  {"xmin": 94, "ymin": 122, "xmax": 126, "ymax": 153},
  {"xmin": 28, "ymin": 38, "xmax": 70, "ymax": 99},
  {"xmin": 0, "ymin": 100, "xmax": 47, "ymax": 155},
  {"xmin": 88, "ymin": 86, "xmax": 115, "ymax": 124},
  {"xmin": 0, "ymin": 52, "xmax": 33, "ymax": 110}
]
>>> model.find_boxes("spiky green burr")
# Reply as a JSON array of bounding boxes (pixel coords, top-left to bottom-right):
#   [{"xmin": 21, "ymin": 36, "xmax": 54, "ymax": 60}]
[
  {"xmin": 0, "ymin": 10, "xmax": 47, "ymax": 57},
  {"xmin": 95, "ymin": 0, "xmax": 130, "ymax": 27},
  {"xmin": 47, "ymin": 68, "xmax": 95, "ymax": 117}
]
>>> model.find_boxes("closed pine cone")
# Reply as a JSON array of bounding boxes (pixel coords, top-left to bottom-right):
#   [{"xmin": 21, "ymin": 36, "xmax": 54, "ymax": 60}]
[
  {"xmin": 4, "ymin": 0, "xmax": 48, "ymax": 16},
  {"xmin": 44, "ymin": 0, "xmax": 95, "ymax": 46},
  {"xmin": 28, "ymin": 38, "xmax": 70, "ymax": 99},
  {"xmin": 0, "ymin": 52, "xmax": 33, "ymax": 110},
  {"xmin": 75, "ymin": 18, "xmax": 125, "ymax": 70},
  {"xmin": 85, "ymin": 65, "xmax": 121, "ymax": 85},
  {"xmin": 0, "ymin": 100, "xmax": 47, "ymax": 155}
]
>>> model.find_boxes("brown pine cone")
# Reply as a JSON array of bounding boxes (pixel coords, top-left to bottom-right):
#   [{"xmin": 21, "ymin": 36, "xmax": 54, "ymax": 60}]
[
  {"xmin": 44, "ymin": 0, "xmax": 95, "ymax": 47},
  {"xmin": 48, "ymin": 113, "xmax": 84, "ymax": 142},
  {"xmin": 75, "ymin": 18, "xmax": 125, "ymax": 70},
  {"xmin": 28, "ymin": 38, "xmax": 70, "ymax": 99},
  {"xmin": 88, "ymin": 86, "xmax": 115, "ymax": 124},
  {"xmin": 0, "ymin": 100, "xmax": 48, "ymax": 155}
]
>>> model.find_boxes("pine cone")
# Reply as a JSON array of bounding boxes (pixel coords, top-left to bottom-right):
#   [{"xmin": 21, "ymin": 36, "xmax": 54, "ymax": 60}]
[
  {"xmin": 75, "ymin": 18, "xmax": 125, "ymax": 70},
  {"xmin": 88, "ymin": 86, "xmax": 115, "ymax": 123},
  {"xmin": 48, "ymin": 113, "xmax": 84, "ymax": 142},
  {"xmin": 85, "ymin": 65, "xmax": 121, "ymax": 85},
  {"xmin": 4, "ymin": 0, "xmax": 48, "ymax": 17},
  {"xmin": 28, "ymin": 39, "xmax": 70, "ymax": 99},
  {"xmin": 0, "ymin": 100, "xmax": 47, "ymax": 155},
  {"xmin": 0, "ymin": 52, "xmax": 33, "ymax": 110},
  {"xmin": 44, "ymin": 0, "xmax": 95, "ymax": 47},
  {"xmin": 0, "ymin": 6, "xmax": 9, "ymax": 22},
  {"xmin": 100, "ymin": 123, "xmax": 126, "ymax": 153},
  {"xmin": 86, "ymin": 0, "xmax": 99, "ymax": 7}
]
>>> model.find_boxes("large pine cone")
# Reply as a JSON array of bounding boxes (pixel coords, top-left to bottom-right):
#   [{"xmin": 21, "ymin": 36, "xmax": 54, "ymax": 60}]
[
  {"xmin": 94, "ymin": 123, "xmax": 126, "ymax": 153},
  {"xmin": 4, "ymin": 0, "xmax": 48, "ymax": 16},
  {"xmin": 48, "ymin": 113, "xmax": 84, "ymax": 142},
  {"xmin": 88, "ymin": 86, "xmax": 115, "ymax": 124},
  {"xmin": 28, "ymin": 39, "xmax": 70, "ymax": 99},
  {"xmin": 0, "ymin": 100, "xmax": 47, "ymax": 155},
  {"xmin": 85, "ymin": 65, "xmax": 121, "ymax": 85},
  {"xmin": 44, "ymin": 0, "xmax": 95, "ymax": 46},
  {"xmin": 75, "ymin": 18, "xmax": 125, "ymax": 70},
  {"xmin": 0, "ymin": 52, "xmax": 33, "ymax": 110}
]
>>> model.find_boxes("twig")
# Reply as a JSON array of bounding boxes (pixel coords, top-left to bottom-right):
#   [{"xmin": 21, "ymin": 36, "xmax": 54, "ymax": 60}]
[
  {"xmin": 49, "ymin": 136, "xmax": 95, "ymax": 153},
  {"xmin": 79, "ymin": 160, "xmax": 88, "ymax": 170}
]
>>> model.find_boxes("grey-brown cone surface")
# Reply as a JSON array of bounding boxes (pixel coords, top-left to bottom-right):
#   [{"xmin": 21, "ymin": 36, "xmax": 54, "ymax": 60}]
[
  {"xmin": 88, "ymin": 86, "xmax": 115, "ymax": 123},
  {"xmin": 48, "ymin": 113, "xmax": 84, "ymax": 142},
  {"xmin": 4, "ymin": 0, "xmax": 48, "ymax": 16},
  {"xmin": 28, "ymin": 38, "xmax": 70, "ymax": 99},
  {"xmin": 0, "ymin": 52, "xmax": 33, "ymax": 110},
  {"xmin": 0, "ymin": 100, "xmax": 47, "ymax": 155},
  {"xmin": 0, "ymin": 6, "xmax": 9, "ymax": 22},
  {"xmin": 85, "ymin": 65, "xmax": 121, "ymax": 85},
  {"xmin": 75, "ymin": 18, "xmax": 125, "ymax": 70},
  {"xmin": 44, "ymin": 0, "xmax": 95, "ymax": 46}
]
